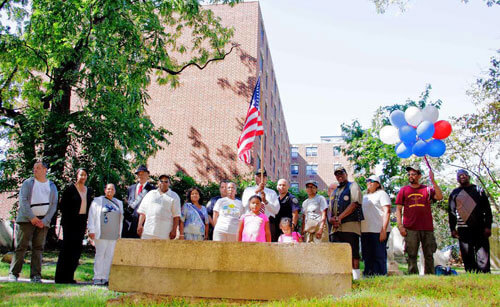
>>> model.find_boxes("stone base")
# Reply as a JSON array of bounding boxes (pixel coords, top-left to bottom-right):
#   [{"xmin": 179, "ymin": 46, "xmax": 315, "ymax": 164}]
[{"xmin": 109, "ymin": 240, "xmax": 352, "ymax": 300}]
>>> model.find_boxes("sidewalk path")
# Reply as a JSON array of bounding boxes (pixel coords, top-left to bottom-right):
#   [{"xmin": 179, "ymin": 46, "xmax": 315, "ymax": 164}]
[{"xmin": 0, "ymin": 276, "xmax": 93, "ymax": 285}]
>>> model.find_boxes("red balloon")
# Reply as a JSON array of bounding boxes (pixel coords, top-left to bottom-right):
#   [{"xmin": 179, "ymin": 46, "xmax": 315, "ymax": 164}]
[{"xmin": 433, "ymin": 120, "xmax": 452, "ymax": 139}]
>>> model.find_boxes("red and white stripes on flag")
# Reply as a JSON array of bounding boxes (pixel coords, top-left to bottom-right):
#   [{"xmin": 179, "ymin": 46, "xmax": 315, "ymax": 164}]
[{"xmin": 237, "ymin": 77, "xmax": 263, "ymax": 164}]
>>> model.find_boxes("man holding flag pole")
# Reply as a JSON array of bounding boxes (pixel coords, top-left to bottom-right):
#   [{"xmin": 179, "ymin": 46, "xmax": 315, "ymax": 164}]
[{"xmin": 237, "ymin": 77, "xmax": 280, "ymax": 234}]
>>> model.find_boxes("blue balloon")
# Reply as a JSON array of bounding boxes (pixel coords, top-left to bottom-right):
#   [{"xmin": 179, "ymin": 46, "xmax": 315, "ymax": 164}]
[
  {"xmin": 395, "ymin": 142, "xmax": 412, "ymax": 159},
  {"xmin": 417, "ymin": 121, "xmax": 435, "ymax": 140},
  {"xmin": 399, "ymin": 125, "xmax": 417, "ymax": 144},
  {"xmin": 427, "ymin": 139, "xmax": 446, "ymax": 157},
  {"xmin": 390, "ymin": 110, "xmax": 407, "ymax": 128},
  {"xmin": 412, "ymin": 140, "xmax": 428, "ymax": 157}
]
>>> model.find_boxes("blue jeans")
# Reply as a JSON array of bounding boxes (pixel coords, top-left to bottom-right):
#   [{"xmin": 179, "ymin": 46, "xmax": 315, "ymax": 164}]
[{"xmin": 361, "ymin": 232, "xmax": 389, "ymax": 276}]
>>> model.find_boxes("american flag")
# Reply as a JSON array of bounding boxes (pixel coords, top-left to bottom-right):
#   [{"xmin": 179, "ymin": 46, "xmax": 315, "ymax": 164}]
[{"xmin": 237, "ymin": 77, "xmax": 263, "ymax": 164}]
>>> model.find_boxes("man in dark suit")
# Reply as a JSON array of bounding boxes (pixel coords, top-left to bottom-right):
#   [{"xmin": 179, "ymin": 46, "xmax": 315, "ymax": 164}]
[{"xmin": 122, "ymin": 165, "xmax": 156, "ymax": 238}]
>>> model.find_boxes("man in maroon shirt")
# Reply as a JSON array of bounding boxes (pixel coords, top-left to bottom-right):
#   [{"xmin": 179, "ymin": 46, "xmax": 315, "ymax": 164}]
[{"xmin": 395, "ymin": 165, "xmax": 443, "ymax": 274}]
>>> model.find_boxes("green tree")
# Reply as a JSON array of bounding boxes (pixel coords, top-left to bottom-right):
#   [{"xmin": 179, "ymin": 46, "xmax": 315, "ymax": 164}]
[
  {"xmin": 445, "ymin": 51, "xmax": 500, "ymax": 213},
  {"xmin": 372, "ymin": 0, "xmax": 500, "ymax": 14},
  {"xmin": 0, "ymin": 0, "xmax": 240, "ymax": 194}
]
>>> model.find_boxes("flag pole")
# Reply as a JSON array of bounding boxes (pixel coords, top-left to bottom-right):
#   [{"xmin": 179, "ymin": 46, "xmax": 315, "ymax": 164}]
[{"xmin": 259, "ymin": 74, "xmax": 264, "ymax": 183}]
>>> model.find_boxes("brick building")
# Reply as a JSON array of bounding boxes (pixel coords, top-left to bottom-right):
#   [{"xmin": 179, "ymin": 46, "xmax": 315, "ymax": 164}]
[
  {"xmin": 0, "ymin": 2, "xmax": 290, "ymax": 225},
  {"xmin": 145, "ymin": 2, "xmax": 290, "ymax": 183},
  {"xmin": 290, "ymin": 136, "xmax": 354, "ymax": 191}
]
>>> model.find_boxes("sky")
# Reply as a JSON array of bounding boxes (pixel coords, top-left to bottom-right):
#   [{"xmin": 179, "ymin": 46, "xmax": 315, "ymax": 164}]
[{"xmin": 257, "ymin": 0, "xmax": 500, "ymax": 144}]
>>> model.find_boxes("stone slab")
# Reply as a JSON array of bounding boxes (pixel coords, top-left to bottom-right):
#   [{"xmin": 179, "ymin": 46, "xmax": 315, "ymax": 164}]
[{"xmin": 109, "ymin": 239, "xmax": 352, "ymax": 300}]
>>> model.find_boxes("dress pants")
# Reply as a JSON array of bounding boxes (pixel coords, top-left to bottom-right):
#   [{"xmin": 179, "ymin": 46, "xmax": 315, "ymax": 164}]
[
  {"xmin": 10, "ymin": 222, "xmax": 48, "ymax": 278},
  {"xmin": 55, "ymin": 216, "xmax": 87, "ymax": 283},
  {"xmin": 458, "ymin": 227, "xmax": 490, "ymax": 273},
  {"xmin": 93, "ymin": 239, "xmax": 117, "ymax": 281}
]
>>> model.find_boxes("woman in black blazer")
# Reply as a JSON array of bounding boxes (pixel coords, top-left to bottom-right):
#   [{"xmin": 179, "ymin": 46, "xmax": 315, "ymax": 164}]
[{"xmin": 55, "ymin": 168, "xmax": 93, "ymax": 283}]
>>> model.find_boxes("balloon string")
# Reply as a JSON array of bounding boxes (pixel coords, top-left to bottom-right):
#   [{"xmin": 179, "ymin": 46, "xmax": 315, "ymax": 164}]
[{"xmin": 424, "ymin": 155, "xmax": 432, "ymax": 172}]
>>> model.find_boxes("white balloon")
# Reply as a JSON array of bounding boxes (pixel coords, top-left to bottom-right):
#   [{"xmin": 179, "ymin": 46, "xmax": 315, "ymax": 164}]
[
  {"xmin": 379, "ymin": 125, "xmax": 400, "ymax": 145},
  {"xmin": 405, "ymin": 106, "xmax": 423, "ymax": 127},
  {"xmin": 421, "ymin": 105, "xmax": 439, "ymax": 123}
]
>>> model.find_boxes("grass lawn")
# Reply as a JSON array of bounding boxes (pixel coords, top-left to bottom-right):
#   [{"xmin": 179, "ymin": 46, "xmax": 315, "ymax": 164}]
[
  {"xmin": 0, "ymin": 251, "xmax": 94, "ymax": 282},
  {"xmin": 1, "ymin": 251, "xmax": 499, "ymax": 306},
  {"xmin": 0, "ymin": 274, "xmax": 498, "ymax": 306}
]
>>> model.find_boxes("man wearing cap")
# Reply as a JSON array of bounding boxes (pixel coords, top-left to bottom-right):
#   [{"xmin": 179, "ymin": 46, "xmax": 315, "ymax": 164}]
[
  {"xmin": 301, "ymin": 180, "xmax": 328, "ymax": 243},
  {"xmin": 395, "ymin": 165, "xmax": 443, "ymax": 275},
  {"xmin": 328, "ymin": 165, "xmax": 364, "ymax": 280},
  {"xmin": 122, "ymin": 165, "xmax": 156, "ymax": 238},
  {"xmin": 137, "ymin": 175, "xmax": 181, "ymax": 240},
  {"xmin": 241, "ymin": 170, "xmax": 280, "ymax": 232},
  {"xmin": 274, "ymin": 179, "xmax": 301, "ymax": 241},
  {"xmin": 448, "ymin": 169, "xmax": 492, "ymax": 273}
]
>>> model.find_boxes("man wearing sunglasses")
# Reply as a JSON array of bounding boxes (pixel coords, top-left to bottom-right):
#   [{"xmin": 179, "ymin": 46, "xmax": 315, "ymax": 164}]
[
  {"xmin": 328, "ymin": 165, "xmax": 364, "ymax": 280},
  {"xmin": 395, "ymin": 165, "xmax": 443, "ymax": 275},
  {"xmin": 137, "ymin": 175, "xmax": 181, "ymax": 240}
]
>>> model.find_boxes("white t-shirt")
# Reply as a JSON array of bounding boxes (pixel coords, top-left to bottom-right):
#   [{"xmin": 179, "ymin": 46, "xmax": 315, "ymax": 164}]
[
  {"xmin": 137, "ymin": 189, "xmax": 181, "ymax": 239},
  {"xmin": 361, "ymin": 189, "xmax": 392, "ymax": 233},
  {"xmin": 31, "ymin": 179, "xmax": 51, "ymax": 216},
  {"xmin": 213, "ymin": 197, "xmax": 244, "ymax": 234},
  {"xmin": 302, "ymin": 195, "xmax": 328, "ymax": 222}
]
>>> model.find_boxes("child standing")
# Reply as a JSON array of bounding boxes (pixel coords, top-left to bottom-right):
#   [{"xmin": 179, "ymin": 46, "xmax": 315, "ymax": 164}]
[
  {"xmin": 238, "ymin": 195, "xmax": 271, "ymax": 242},
  {"xmin": 278, "ymin": 217, "xmax": 302, "ymax": 243}
]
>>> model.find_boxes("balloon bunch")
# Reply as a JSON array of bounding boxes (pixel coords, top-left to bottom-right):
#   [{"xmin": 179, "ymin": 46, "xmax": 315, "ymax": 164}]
[{"xmin": 379, "ymin": 105, "xmax": 452, "ymax": 159}]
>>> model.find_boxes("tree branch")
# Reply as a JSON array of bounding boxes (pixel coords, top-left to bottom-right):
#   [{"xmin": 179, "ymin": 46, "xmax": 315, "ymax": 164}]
[
  {"xmin": 152, "ymin": 43, "xmax": 237, "ymax": 75},
  {"xmin": 0, "ymin": 0, "xmax": 10, "ymax": 11}
]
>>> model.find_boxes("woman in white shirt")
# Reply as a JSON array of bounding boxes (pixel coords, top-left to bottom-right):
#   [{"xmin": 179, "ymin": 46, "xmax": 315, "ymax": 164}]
[
  {"xmin": 213, "ymin": 182, "xmax": 244, "ymax": 242},
  {"xmin": 88, "ymin": 183, "xmax": 123, "ymax": 286},
  {"xmin": 361, "ymin": 175, "xmax": 391, "ymax": 276}
]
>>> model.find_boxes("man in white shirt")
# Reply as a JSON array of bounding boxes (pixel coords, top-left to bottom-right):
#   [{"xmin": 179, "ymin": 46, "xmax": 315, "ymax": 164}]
[
  {"xmin": 242, "ymin": 169, "xmax": 280, "ymax": 219},
  {"xmin": 137, "ymin": 175, "xmax": 180, "ymax": 240},
  {"xmin": 9, "ymin": 160, "xmax": 58, "ymax": 283}
]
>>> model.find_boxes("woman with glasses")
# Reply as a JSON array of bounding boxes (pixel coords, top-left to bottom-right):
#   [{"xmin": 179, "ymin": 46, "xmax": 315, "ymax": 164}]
[
  {"xmin": 361, "ymin": 175, "xmax": 391, "ymax": 276},
  {"xmin": 213, "ymin": 182, "xmax": 244, "ymax": 242},
  {"xmin": 179, "ymin": 187, "xmax": 209, "ymax": 241},
  {"xmin": 88, "ymin": 183, "xmax": 123, "ymax": 285}
]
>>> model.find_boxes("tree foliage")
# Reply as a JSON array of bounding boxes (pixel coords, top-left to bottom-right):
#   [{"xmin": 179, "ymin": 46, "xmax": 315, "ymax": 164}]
[
  {"xmin": 372, "ymin": 0, "xmax": 500, "ymax": 14},
  {"xmin": 0, "ymin": 0, "xmax": 240, "ymax": 194},
  {"xmin": 445, "ymin": 51, "xmax": 500, "ymax": 212}
]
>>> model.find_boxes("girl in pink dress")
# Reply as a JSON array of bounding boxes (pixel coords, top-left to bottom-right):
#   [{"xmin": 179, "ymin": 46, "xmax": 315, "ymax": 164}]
[
  {"xmin": 238, "ymin": 195, "xmax": 271, "ymax": 242},
  {"xmin": 278, "ymin": 217, "xmax": 302, "ymax": 243}
]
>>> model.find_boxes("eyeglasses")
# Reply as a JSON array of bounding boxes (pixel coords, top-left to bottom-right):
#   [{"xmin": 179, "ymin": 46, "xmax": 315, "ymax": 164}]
[
  {"xmin": 334, "ymin": 172, "xmax": 345, "ymax": 176},
  {"xmin": 305, "ymin": 185, "xmax": 317, "ymax": 189}
]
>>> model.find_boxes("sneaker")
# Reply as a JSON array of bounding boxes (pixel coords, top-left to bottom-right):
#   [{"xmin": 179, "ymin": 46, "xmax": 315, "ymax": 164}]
[
  {"xmin": 31, "ymin": 276, "xmax": 42, "ymax": 283},
  {"xmin": 8, "ymin": 274, "xmax": 18, "ymax": 282},
  {"xmin": 93, "ymin": 279, "xmax": 104, "ymax": 286}
]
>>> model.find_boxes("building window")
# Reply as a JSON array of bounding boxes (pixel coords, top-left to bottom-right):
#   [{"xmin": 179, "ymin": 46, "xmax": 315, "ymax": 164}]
[
  {"xmin": 333, "ymin": 146, "xmax": 341, "ymax": 156},
  {"xmin": 290, "ymin": 182, "xmax": 299, "ymax": 192},
  {"xmin": 306, "ymin": 164, "xmax": 318, "ymax": 175},
  {"xmin": 273, "ymin": 157, "xmax": 276, "ymax": 175},
  {"xmin": 291, "ymin": 164, "xmax": 299, "ymax": 175},
  {"xmin": 291, "ymin": 147, "xmax": 298, "ymax": 158},
  {"xmin": 306, "ymin": 146, "xmax": 318, "ymax": 157},
  {"xmin": 260, "ymin": 53, "xmax": 263, "ymax": 72},
  {"xmin": 261, "ymin": 24, "xmax": 264, "ymax": 42}
]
